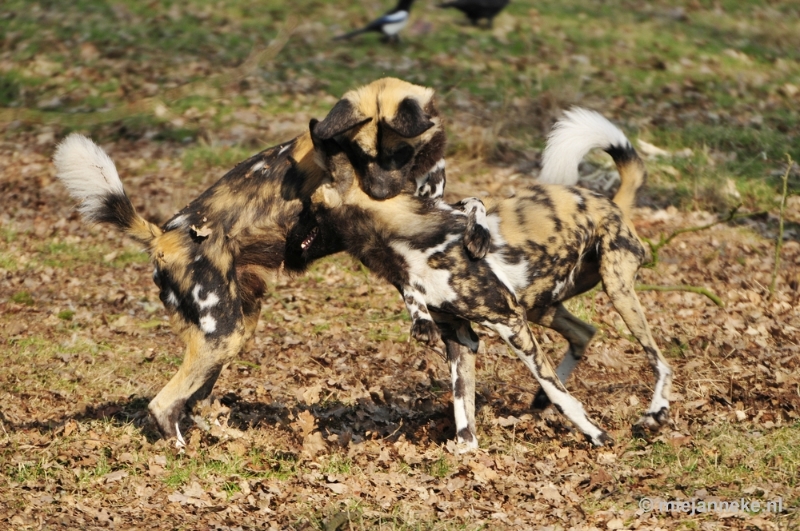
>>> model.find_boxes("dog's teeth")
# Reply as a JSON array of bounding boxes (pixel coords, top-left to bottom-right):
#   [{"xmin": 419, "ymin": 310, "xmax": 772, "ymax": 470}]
[{"xmin": 301, "ymin": 227, "xmax": 318, "ymax": 250}]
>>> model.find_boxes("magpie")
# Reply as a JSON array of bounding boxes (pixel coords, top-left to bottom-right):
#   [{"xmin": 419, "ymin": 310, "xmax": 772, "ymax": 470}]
[
  {"xmin": 438, "ymin": 0, "xmax": 510, "ymax": 28},
  {"xmin": 334, "ymin": 0, "xmax": 415, "ymax": 43}
]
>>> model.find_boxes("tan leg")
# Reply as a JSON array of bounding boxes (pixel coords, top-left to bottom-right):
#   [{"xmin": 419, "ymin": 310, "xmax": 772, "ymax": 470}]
[
  {"xmin": 148, "ymin": 323, "xmax": 247, "ymax": 439},
  {"xmin": 147, "ymin": 275, "xmax": 260, "ymax": 440},
  {"xmin": 600, "ymin": 240, "xmax": 673, "ymax": 431}
]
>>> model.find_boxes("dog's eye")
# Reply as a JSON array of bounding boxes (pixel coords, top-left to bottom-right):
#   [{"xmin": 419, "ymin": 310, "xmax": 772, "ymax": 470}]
[{"xmin": 390, "ymin": 144, "xmax": 414, "ymax": 168}]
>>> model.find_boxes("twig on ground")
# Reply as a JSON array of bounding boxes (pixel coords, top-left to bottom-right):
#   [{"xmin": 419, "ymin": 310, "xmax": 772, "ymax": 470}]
[
  {"xmin": 769, "ymin": 154, "xmax": 792, "ymax": 299},
  {"xmin": 637, "ymin": 202, "xmax": 774, "ymax": 308},
  {"xmin": 636, "ymin": 284, "xmax": 724, "ymax": 307},
  {"xmin": 641, "ymin": 205, "xmax": 767, "ymax": 269}
]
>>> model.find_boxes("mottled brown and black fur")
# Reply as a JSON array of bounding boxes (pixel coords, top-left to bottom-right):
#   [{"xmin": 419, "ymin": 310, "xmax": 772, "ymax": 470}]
[
  {"xmin": 54, "ymin": 77, "xmax": 484, "ymax": 444},
  {"xmin": 310, "ymin": 109, "xmax": 674, "ymax": 448}
]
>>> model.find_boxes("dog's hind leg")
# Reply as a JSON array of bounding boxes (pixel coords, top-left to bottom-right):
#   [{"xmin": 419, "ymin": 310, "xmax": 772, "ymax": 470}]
[
  {"xmin": 528, "ymin": 303, "xmax": 597, "ymax": 410},
  {"xmin": 438, "ymin": 317, "xmax": 480, "ymax": 450},
  {"xmin": 600, "ymin": 249, "xmax": 673, "ymax": 433},
  {"xmin": 148, "ymin": 258, "xmax": 254, "ymax": 442},
  {"xmin": 148, "ymin": 322, "xmax": 248, "ymax": 443},
  {"xmin": 484, "ymin": 307, "xmax": 612, "ymax": 446}
]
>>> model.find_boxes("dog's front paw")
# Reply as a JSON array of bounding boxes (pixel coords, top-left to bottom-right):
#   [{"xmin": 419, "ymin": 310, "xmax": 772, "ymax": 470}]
[
  {"xmin": 411, "ymin": 319, "xmax": 441, "ymax": 346},
  {"xmin": 587, "ymin": 429, "xmax": 615, "ymax": 447},
  {"xmin": 632, "ymin": 407, "xmax": 670, "ymax": 439},
  {"xmin": 464, "ymin": 225, "xmax": 491, "ymax": 260}
]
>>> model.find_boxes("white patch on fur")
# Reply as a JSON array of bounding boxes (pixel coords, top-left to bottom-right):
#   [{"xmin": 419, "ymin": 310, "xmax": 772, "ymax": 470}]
[
  {"xmin": 165, "ymin": 214, "xmax": 188, "ymax": 230},
  {"xmin": 463, "ymin": 197, "xmax": 488, "ymax": 229},
  {"xmin": 538, "ymin": 107, "xmax": 632, "ymax": 185},
  {"xmin": 452, "ymin": 394, "xmax": 469, "ymax": 436},
  {"xmin": 647, "ymin": 360, "xmax": 673, "ymax": 414},
  {"xmin": 552, "ymin": 279, "xmax": 567, "ymax": 299},
  {"xmin": 414, "ymin": 159, "xmax": 445, "ymax": 198},
  {"xmin": 251, "ymin": 160, "xmax": 265, "ymax": 172},
  {"xmin": 390, "ymin": 236, "xmax": 459, "ymax": 307},
  {"xmin": 53, "ymin": 133, "xmax": 125, "ymax": 221},
  {"xmin": 199, "ymin": 315, "xmax": 217, "ymax": 334},
  {"xmin": 574, "ymin": 193, "xmax": 584, "ymax": 205},
  {"xmin": 484, "ymin": 251, "xmax": 529, "ymax": 297},
  {"xmin": 430, "ymin": 178, "xmax": 445, "ymax": 199},
  {"xmin": 192, "ymin": 285, "xmax": 220, "ymax": 310},
  {"xmin": 278, "ymin": 144, "xmax": 291, "ymax": 155},
  {"xmin": 165, "ymin": 290, "xmax": 179, "ymax": 307},
  {"xmin": 405, "ymin": 293, "xmax": 433, "ymax": 322},
  {"xmin": 484, "ymin": 214, "xmax": 506, "ymax": 246}
]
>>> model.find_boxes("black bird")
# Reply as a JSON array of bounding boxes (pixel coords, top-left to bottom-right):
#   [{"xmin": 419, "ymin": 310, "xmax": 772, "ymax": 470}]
[
  {"xmin": 438, "ymin": 0, "xmax": 510, "ymax": 28},
  {"xmin": 334, "ymin": 0, "xmax": 416, "ymax": 43}
]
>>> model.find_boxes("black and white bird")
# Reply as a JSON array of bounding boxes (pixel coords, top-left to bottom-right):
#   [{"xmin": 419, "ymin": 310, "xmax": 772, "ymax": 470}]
[
  {"xmin": 334, "ymin": 0, "xmax": 415, "ymax": 43},
  {"xmin": 438, "ymin": 0, "xmax": 510, "ymax": 28}
]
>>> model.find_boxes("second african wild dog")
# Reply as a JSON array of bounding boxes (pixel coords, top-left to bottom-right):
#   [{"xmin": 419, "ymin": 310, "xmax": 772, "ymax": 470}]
[
  {"xmin": 52, "ymin": 77, "xmax": 488, "ymax": 446},
  {"xmin": 309, "ymin": 108, "xmax": 674, "ymax": 448}
]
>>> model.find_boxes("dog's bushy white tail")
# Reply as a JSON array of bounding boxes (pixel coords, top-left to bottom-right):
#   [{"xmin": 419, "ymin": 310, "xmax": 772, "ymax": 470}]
[
  {"xmin": 538, "ymin": 108, "xmax": 632, "ymax": 185},
  {"xmin": 54, "ymin": 133, "xmax": 161, "ymax": 244},
  {"xmin": 54, "ymin": 134, "xmax": 126, "ymax": 222}
]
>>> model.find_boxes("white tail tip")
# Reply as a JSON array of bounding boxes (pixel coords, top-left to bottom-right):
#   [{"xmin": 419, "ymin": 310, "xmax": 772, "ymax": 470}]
[
  {"xmin": 53, "ymin": 133, "xmax": 124, "ymax": 218},
  {"xmin": 538, "ymin": 108, "xmax": 631, "ymax": 185}
]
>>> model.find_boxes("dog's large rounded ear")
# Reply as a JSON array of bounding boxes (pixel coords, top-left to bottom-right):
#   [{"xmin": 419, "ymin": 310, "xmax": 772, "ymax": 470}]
[
  {"xmin": 383, "ymin": 97, "xmax": 435, "ymax": 138},
  {"xmin": 314, "ymin": 99, "xmax": 372, "ymax": 140}
]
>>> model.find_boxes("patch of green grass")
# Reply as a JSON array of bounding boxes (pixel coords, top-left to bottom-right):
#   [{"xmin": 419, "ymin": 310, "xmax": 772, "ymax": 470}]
[
  {"xmin": 0, "ymin": 225, "xmax": 20, "ymax": 243},
  {"xmin": 109, "ymin": 250, "xmax": 149, "ymax": 268},
  {"xmin": 75, "ymin": 453, "xmax": 113, "ymax": 487},
  {"xmin": 624, "ymin": 422, "xmax": 800, "ymax": 497},
  {"xmin": 0, "ymin": 254, "xmax": 17, "ymax": 271},
  {"xmin": 164, "ymin": 461, "xmax": 193, "ymax": 489},
  {"xmin": 0, "ymin": 72, "xmax": 21, "ymax": 106},
  {"xmin": 563, "ymin": 288, "xmax": 600, "ymax": 325},
  {"xmin": 321, "ymin": 454, "xmax": 353, "ymax": 476},
  {"xmin": 5, "ymin": 2, "xmax": 800, "ymax": 214},
  {"xmin": 10, "ymin": 291, "xmax": 34, "ymax": 306},
  {"xmin": 221, "ymin": 481, "xmax": 241, "ymax": 497},
  {"xmin": 164, "ymin": 447, "xmax": 300, "ymax": 490},
  {"xmin": 57, "ymin": 310, "xmax": 75, "ymax": 321},
  {"xmin": 312, "ymin": 322, "xmax": 330, "ymax": 334},
  {"xmin": 35, "ymin": 240, "xmax": 146, "ymax": 270},
  {"xmin": 425, "ymin": 453, "xmax": 453, "ymax": 479},
  {"xmin": 259, "ymin": 450, "xmax": 300, "ymax": 480},
  {"xmin": 9, "ymin": 461, "xmax": 48, "ymax": 484}
]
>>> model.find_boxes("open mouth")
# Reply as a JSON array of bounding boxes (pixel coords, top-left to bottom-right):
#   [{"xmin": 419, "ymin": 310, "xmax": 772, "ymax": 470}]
[{"xmin": 300, "ymin": 226, "xmax": 318, "ymax": 250}]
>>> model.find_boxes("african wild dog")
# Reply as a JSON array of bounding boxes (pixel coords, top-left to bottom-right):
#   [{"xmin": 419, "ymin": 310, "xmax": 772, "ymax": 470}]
[
  {"xmin": 53, "ymin": 77, "xmax": 487, "ymax": 446},
  {"xmin": 309, "ymin": 108, "xmax": 674, "ymax": 448}
]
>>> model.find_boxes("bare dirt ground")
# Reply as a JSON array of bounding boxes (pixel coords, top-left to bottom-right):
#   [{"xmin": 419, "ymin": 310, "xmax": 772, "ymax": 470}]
[{"xmin": 1, "ymin": 129, "xmax": 799, "ymax": 530}]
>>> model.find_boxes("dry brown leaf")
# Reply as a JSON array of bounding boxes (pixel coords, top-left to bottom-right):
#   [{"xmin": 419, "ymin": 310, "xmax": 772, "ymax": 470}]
[{"xmin": 302, "ymin": 431, "xmax": 327, "ymax": 459}]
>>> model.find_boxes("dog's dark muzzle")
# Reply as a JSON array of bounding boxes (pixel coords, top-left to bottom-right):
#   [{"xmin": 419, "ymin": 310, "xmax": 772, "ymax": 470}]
[{"xmin": 363, "ymin": 167, "xmax": 405, "ymax": 200}]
